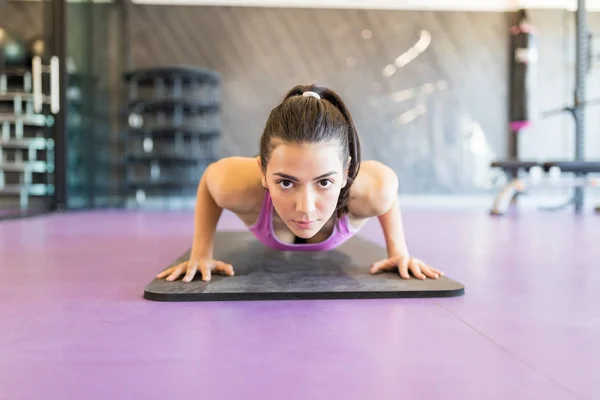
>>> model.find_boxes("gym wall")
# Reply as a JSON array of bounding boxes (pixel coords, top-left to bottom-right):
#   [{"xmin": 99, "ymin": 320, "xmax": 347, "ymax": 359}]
[
  {"xmin": 129, "ymin": 6, "xmax": 510, "ymax": 194},
  {"xmin": 127, "ymin": 6, "xmax": 600, "ymax": 194},
  {"xmin": 1, "ymin": 4, "xmax": 599, "ymax": 196}
]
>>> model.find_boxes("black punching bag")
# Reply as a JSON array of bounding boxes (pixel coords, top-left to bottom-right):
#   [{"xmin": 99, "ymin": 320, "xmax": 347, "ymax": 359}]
[{"xmin": 509, "ymin": 10, "xmax": 538, "ymax": 143}]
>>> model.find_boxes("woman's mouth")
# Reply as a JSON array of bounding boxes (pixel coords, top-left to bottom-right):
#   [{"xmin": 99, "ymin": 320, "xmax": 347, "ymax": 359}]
[{"xmin": 293, "ymin": 220, "xmax": 315, "ymax": 229}]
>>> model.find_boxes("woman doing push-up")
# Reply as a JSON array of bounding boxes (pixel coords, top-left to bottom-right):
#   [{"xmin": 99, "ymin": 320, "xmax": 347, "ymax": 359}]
[{"xmin": 157, "ymin": 84, "xmax": 443, "ymax": 283}]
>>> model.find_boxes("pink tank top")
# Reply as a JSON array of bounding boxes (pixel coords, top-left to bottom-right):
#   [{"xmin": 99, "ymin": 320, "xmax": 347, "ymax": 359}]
[{"xmin": 248, "ymin": 190, "xmax": 358, "ymax": 252}]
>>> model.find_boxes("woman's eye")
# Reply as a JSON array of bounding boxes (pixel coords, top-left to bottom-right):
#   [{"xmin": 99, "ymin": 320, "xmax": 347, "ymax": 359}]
[
  {"xmin": 318, "ymin": 179, "xmax": 333, "ymax": 188},
  {"xmin": 278, "ymin": 180, "xmax": 293, "ymax": 189}
]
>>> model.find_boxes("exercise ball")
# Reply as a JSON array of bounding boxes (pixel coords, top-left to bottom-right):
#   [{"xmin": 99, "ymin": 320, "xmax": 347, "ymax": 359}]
[{"xmin": 0, "ymin": 27, "xmax": 27, "ymax": 67}]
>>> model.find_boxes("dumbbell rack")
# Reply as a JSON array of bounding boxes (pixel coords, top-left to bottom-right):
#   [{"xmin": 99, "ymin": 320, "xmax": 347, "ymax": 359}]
[
  {"xmin": 0, "ymin": 67, "xmax": 55, "ymax": 215},
  {"xmin": 121, "ymin": 66, "xmax": 221, "ymax": 209}
]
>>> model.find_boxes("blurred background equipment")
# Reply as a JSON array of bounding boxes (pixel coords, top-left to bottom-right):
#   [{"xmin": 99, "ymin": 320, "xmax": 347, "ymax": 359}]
[
  {"xmin": 0, "ymin": 27, "xmax": 28, "ymax": 68},
  {"xmin": 490, "ymin": 1, "xmax": 600, "ymax": 216},
  {"xmin": 0, "ymin": 0, "xmax": 125, "ymax": 219},
  {"xmin": 121, "ymin": 66, "xmax": 222, "ymax": 210},
  {"xmin": 0, "ymin": 26, "xmax": 56, "ymax": 218}
]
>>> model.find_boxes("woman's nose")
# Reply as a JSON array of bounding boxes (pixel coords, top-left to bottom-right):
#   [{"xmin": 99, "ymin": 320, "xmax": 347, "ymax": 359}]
[{"xmin": 296, "ymin": 189, "xmax": 317, "ymax": 214}]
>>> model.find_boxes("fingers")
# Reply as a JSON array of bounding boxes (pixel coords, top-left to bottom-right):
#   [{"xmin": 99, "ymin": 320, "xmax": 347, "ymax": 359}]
[
  {"xmin": 157, "ymin": 259, "xmax": 233, "ymax": 283},
  {"xmin": 411, "ymin": 259, "xmax": 444, "ymax": 280},
  {"xmin": 370, "ymin": 256, "xmax": 423, "ymax": 280},
  {"xmin": 369, "ymin": 258, "xmax": 399, "ymax": 274},
  {"xmin": 182, "ymin": 261, "xmax": 199, "ymax": 283},
  {"xmin": 166, "ymin": 263, "xmax": 187, "ymax": 282},
  {"xmin": 200, "ymin": 262, "xmax": 211, "ymax": 282},
  {"xmin": 178, "ymin": 260, "xmax": 237, "ymax": 282},
  {"xmin": 200, "ymin": 261, "xmax": 235, "ymax": 281},
  {"xmin": 420, "ymin": 265, "xmax": 441, "ymax": 279},
  {"xmin": 416, "ymin": 260, "xmax": 444, "ymax": 279},
  {"xmin": 156, "ymin": 266, "xmax": 174, "ymax": 279},
  {"xmin": 398, "ymin": 257, "xmax": 411, "ymax": 280},
  {"xmin": 214, "ymin": 261, "xmax": 235, "ymax": 277},
  {"xmin": 156, "ymin": 261, "xmax": 192, "ymax": 279},
  {"xmin": 156, "ymin": 263, "xmax": 185, "ymax": 280},
  {"xmin": 370, "ymin": 256, "xmax": 443, "ymax": 280}
]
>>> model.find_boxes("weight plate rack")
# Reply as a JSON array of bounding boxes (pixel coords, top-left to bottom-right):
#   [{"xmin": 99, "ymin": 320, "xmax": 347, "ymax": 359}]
[{"xmin": 121, "ymin": 66, "xmax": 222, "ymax": 209}]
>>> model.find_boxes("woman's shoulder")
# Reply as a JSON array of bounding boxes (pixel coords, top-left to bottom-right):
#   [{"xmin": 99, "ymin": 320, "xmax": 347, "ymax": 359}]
[
  {"xmin": 206, "ymin": 156, "xmax": 265, "ymax": 213},
  {"xmin": 348, "ymin": 160, "xmax": 398, "ymax": 219}
]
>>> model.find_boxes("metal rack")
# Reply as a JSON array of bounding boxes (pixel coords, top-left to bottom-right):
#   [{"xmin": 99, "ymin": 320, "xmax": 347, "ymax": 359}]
[
  {"xmin": 490, "ymin": 1, "xmax": 599, "ymax": 215},
  {"xmin": 121, "ymin": 66, "xmax": 222, "ymax": 209},
  {"xmin": 0, "ymin": 67, "xmax": 55, "ymax": 214}
]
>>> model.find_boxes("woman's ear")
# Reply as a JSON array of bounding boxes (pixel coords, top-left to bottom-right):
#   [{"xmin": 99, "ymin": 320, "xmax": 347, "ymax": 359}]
[
  {"xmin": 342, "ymin": 156, "xmax": 352, "ymax": 187},
  {"xmin": 256, "ymin": 156, "xmax": 267, "ymax": 188}
]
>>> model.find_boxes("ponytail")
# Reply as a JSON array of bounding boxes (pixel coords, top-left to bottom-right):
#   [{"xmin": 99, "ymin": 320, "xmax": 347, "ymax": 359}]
[{"xmin": 319, "ymin": 88, "xmax": 361, "ymax": 217}]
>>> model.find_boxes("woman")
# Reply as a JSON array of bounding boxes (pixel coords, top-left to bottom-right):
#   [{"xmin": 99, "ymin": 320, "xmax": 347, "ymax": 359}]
[{"xmin": 157, "ymin": 84, "xmax": 443, "ymax": 283}]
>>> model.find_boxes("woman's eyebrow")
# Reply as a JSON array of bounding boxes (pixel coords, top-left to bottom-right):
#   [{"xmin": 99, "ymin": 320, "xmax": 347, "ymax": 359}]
[{"xmin": 273, "ymin": 171, "xmax": 338, "ymax": 181}]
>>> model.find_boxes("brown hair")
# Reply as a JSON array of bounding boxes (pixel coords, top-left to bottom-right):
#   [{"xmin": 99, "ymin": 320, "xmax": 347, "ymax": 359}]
[{"xmin": 259, "ymin": 84, "xmax": 361, "ymax": 217}]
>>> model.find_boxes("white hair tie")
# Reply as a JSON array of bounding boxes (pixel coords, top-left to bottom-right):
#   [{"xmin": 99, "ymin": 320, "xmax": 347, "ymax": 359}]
[{"xmin": 302, "ymin": 91, "xmax": 321, "ymax": 99}]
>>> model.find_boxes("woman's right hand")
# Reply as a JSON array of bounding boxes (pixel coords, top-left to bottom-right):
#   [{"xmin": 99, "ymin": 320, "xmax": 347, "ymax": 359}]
[{"xmin": 156, "ymin": 258, "xmax": 235, "ymax": 283}]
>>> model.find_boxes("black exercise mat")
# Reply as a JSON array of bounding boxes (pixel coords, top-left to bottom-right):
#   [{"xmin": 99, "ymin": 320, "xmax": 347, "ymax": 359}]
[{"xmin": 144, "ymin": 231, "xmax": 464, "ymax": 301}]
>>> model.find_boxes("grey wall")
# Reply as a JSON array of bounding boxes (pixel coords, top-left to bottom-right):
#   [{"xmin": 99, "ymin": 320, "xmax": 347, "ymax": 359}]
[
  {"xmin": 2, "ymin": 3, "xmax": 599, "ymax": 197},
  {"xmin": 128, "ymin": 6, "xmax": 510, "ymax": 194}
]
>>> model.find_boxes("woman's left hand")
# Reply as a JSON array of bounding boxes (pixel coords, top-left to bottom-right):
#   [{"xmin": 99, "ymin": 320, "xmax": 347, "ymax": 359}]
[{"xmin": 369, "ymin": 253, "xmax": 444, "ymax": 280}]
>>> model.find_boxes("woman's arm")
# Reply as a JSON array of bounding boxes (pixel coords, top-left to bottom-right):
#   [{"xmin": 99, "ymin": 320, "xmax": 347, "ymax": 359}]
[
  {"xmin": 189, "ymin": 162, "xmax": 224, "ymax": 261},
  {"xmin": 158, "ymin": 157, "xmax": 261, "ymax": 282},
  {"xmin": 350, "ymin": 161, "xmax": 443, "ymax": 279},
  {"xmin": 377, "ymin": 195, "xmax": 410, "ymax": 258},
  {"xmin": 190, "ymin": 156, "xmax": 263, "ymax": 260},
  {"xmin": 156, "ymin": 161, "xmax": 228, "ymax": 282}
]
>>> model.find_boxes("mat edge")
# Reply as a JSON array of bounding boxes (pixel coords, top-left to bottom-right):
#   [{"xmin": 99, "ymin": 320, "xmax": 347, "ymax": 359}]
[{"xmin": 143, "ymin": 287, "xmax": 465, "ymax": 302}]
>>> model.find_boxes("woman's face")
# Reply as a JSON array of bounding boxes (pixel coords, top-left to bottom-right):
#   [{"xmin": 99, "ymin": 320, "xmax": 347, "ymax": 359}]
[{"xmin": 260, "ymin": 141, "xmax": 348, "ymax": 239}]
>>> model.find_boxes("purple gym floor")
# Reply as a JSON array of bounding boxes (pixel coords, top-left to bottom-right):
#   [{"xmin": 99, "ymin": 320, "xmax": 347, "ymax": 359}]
[{"xmin": 0, "ymin": 208, "xmax": 598, "ymax": 399}]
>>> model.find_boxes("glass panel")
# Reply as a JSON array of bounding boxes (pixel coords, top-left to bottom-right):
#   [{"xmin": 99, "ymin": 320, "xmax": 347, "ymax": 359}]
[
  {"xmin": 0, "ymin": 0, "xmax": 122, "ymax": 218},
  {"xmin": 65, "ymin": 0, "xmax": 121, "ymax": 210}
]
